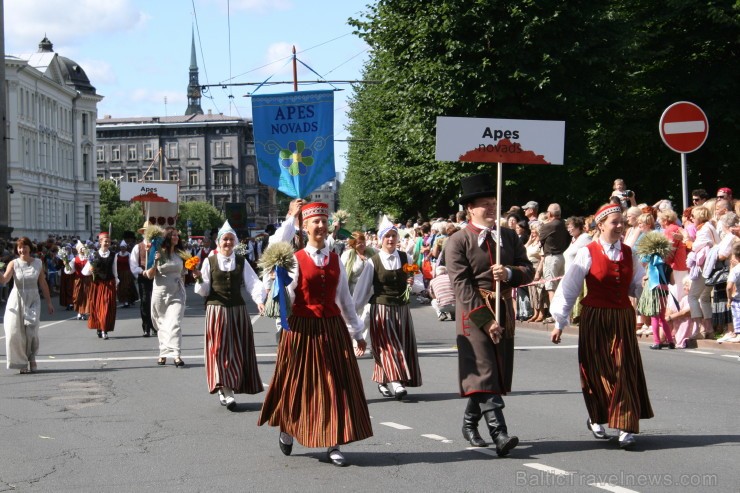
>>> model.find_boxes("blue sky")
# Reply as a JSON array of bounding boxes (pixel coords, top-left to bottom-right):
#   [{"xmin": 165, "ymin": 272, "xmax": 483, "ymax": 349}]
[{"xmin": 5, "ymin": 0, "xmax": 374, "ymax": 174}]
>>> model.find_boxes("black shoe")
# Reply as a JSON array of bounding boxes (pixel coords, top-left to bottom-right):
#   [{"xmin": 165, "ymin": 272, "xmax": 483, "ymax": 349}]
[
  {"xmin": 667, "ymin": 342, "xmax": 675, "ymax": 349},
  {"xmin": 97, "ymin": 330, "xmax": 102, "ymax": 338},
  {"xmin": 494, "ymin": 434, "xmax": 519, "ymax": 457},
  {"xmin": 587, "ymin": 418, "xmax": 609, "ymax": 439},
  {"xmin": 143, "ymin": 330, "xmax": 150, "ymax": 337},
  {"xmin": 327, "ymin": 448, "xmax": 348, "ymax": 467},
  {"xmin": 377, "ymin": 384, "xmax": 393, "ymax": 398},
  {"xmin": 173, "ymin": 358, "xmax": 185, "ymax": 367},
  {"xmin": 462, "ymin": 426, "xmax": 487, "ymax": 447},
  {"xmin": 279, "ymin": 433, "xmax": 293, "ymax": 456},
  {"xmin": 649, "ymin": 344, "xmax": 661, "ymax": 350}
]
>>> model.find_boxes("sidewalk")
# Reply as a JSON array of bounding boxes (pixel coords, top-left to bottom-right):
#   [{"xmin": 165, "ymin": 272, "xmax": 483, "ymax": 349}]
[{"xmin": 516, "ymin": 319, "xmax": 740, "ymax": 353}]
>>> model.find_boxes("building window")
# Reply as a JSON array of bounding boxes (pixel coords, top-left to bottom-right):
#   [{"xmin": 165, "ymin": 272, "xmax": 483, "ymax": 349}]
[
  {"xmin": 112, "ymin": 145, "xmax": 121, "ymax": 161},
  {"xmin": 246, "ymin": 143, "xmax": 255, "ymax": 156},
  {"xmin": 127, "ymin": 172, "xmax": 138, "ymax": 182},
  {"xmin": 224, "ymin": 141, "xmax": 231, "ymax": 158},
  {"xmin": 144, "ymin": 171, "xmax": 154, "ymax": 181},
  {"xmin": 82, "ymin": 113, "xmax": 88, "ymax": 136},
  {"xmin": 111, "ymin": 173, "xmax": 121, "ymax": 184},
  {"xmin": 168, "ymin": 170, "xmax": 180, "ymax": 182},
  {"xmin": 96, "ymin": 145, "xmax": 104, "ymax": 162},
  {"xmin": 127, "ymin": 144, "xmax": 137, "ymax": 161},
  {"xmin": 188, "ymin": 170, "xmax": 199, "ymax": 186},
  {"xmin": 144, "ymin": 143, "xmax": 153, "ymax": 160},
  {"xmin": 83, "ymin": 153, "xmax": 89, "ymax": 180},
  {"xmin": 214, "ymin": 142, "xmax": 223, "ymax": 158},
  {"xmin": 188, "ymin": 142, "xmax": 198, "ymax": 159},
  {"xmin": 246, "ymin": 165, "xmax": 256, "ymax": 185},
  {"xmin": 167, "ymin": 143, "xmax": 178, "ymax": 159},
  {"xmin": 85, "ymin": 204, "xmax": 91, "ymax": 230},
  {"xmin": 215, "ymin": 196, "xmax": 227, "ymax": 210},
  {"xmin": 214, "ymin": 170, "xmax": 231, "ymax": 188}
]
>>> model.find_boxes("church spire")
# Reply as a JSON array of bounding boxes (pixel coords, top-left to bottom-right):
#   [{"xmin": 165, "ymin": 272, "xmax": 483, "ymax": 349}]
[{"xmin": 185, "ymin": 26, "xmax": 203, "ymax": 115}]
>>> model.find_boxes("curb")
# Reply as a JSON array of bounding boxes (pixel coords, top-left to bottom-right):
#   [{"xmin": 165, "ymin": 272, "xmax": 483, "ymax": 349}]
[{"xmin": 516, "ymin": 320, "xmax": 740, "ymax": 353}]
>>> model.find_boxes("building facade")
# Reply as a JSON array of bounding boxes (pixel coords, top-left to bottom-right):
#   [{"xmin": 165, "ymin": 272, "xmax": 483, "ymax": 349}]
[
  {"xmin": 96, "ymin": 113, "xmax": 277, "ymax": 233},
  {"xmin": 4, "ymin": 37, "xmax": 102, "ymax": 240},
  {"xmin": 308, "ymin": 177, "xmax": 340, "ymax": 214}
]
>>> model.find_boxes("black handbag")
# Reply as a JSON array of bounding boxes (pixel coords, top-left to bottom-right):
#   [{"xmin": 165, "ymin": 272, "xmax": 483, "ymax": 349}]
[{"xmin": 705, "ymin": 260, "xmax": 729, "ymax": 286}]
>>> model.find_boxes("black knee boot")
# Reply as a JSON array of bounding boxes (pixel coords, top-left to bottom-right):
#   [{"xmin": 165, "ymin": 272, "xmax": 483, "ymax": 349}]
[
  {"xmin": 462, "ymin": 399, "xmax": 487, "ymax": 447},
  {"xmin": 483, "ymin": 408, "xmax": 519, "ymax": 456}
]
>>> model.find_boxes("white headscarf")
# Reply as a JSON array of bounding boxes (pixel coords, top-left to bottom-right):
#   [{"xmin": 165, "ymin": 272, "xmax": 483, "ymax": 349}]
[
  {"xmin": 377, "ymin": 214, "xmax": 397, "ymax": 240},
  {"xmin": 217, "ymin": 220, "xmax": 238, "ymax": 243}
]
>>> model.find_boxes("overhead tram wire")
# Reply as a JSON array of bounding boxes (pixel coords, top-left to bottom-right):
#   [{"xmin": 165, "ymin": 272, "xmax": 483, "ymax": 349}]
[{"xmin": 226, "ymin": 0, "xmax": 241, "ymax": 117}]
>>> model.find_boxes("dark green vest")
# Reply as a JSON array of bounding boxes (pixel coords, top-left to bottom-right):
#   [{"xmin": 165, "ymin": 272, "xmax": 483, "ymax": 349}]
[
  {"xmin": 206, "ymin": 255, "xmax": 245, "ymax": 307},
  {"xmin": 370, "ymin": 251, "xmax": 408, "ymax": 306}
]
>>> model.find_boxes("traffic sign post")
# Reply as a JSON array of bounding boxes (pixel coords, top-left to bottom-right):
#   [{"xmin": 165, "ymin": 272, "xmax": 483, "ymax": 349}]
[{"xmin": 659, "ymin": 101, "xmax": 709, "ymax": 211}]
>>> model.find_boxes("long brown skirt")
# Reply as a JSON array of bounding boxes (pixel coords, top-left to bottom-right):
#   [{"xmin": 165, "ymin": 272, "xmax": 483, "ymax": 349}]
[
  {"xmin": 73, "ymin": 276, "xmax": 91, "ymax": 313},
  {"xmin": 369, "ymin": 304, "xmax": 422, "ymax": 387},
  {"xmin": 205, "ymin": 304, "xmax": 263, "ymax": 394},
  {"xmin": 258, "ymin": 315, "xmax": 373, "ymax": 448},
  {"xmin": 578, "ymin": 305, "xmax": 653, "ymax": 433},
  {"xmin": 60, "ymin": 271, "xmax": 75, "ymax": 306},
  {"xmin": 87, "ymin": 278, "xmax": 117, "ymax": 332}
]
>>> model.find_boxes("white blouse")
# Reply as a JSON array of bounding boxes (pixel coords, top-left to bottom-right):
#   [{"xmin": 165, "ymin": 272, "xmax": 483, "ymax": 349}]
[
  {"xmin": 550, "ymin": 238, "xmax": 644, "ymax": 331},
  {"xmin": 352, "ymin": 249, "xmax": 403, "ymax": 310},
  {"xmin": 80, "ymin": 249, "xmax": 119, "ymax": 282},
  {"xmin": 194, "ymin": 253, "xmax": 264, "ymax": 305}
]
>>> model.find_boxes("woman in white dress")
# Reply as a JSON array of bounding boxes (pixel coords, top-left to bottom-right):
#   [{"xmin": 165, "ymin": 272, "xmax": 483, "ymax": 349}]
[
  {"xmin": 144, "ymin": 228, "xmax": 187, "ymax": 367},
  {"xmin": 1, "ymin": 237, "xmax": 54, "ymax": 373}
]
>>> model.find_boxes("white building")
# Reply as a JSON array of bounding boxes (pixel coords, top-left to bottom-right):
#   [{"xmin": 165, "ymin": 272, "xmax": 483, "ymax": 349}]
[{"xmin": 4, "ymin": 37, "xmax": 102, "ymax": 240}]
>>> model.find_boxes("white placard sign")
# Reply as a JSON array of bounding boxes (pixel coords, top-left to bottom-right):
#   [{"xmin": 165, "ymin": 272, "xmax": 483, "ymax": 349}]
[
  {"xmin": 120, "ymin": 182, "xmax": 179, "ymax": 203},
  {"xmin": 435, "ymin": 116, "xmax": 565, "ymax": 165}
]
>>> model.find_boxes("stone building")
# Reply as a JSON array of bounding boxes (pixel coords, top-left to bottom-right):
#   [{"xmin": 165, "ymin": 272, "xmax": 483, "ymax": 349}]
[
  {"xmin": 95, "ymin": 30, "xmax": 276, "ymax": 234},
  {"xmin": 3, "ymin": 37, "xmax": 103, "ymax": 240}
]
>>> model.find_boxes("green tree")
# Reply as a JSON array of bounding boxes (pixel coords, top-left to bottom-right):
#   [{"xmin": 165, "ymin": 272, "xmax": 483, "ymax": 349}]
[
  {"xmin": 177, "ymin": 201, "xmax": 224, "ymax": 238},
  {"xmin": 343, "ymin": 0, "xmax": 739, "ymax": 220},
  {"xmin": 99, "ymin": 180, "xmax": 124, "ymax": 231},
  {"xmin": 108, "ymin": 204, "xmax": 145, "ymax": 240}
]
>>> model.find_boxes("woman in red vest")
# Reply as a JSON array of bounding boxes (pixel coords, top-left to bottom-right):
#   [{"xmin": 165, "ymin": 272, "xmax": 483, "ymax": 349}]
[
  {"xmin": 550, "ymin": 204, "xmax": 653, "ymax": 449},
  {"xmin": 258, "ymin": 202, "xmax": 372, "ymax": 467}
]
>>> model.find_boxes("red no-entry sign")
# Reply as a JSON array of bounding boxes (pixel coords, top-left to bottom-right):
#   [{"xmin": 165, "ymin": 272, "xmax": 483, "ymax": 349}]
[{"xmin": 659, "ymin": 101, "xmax": 708, "ymax": 154}]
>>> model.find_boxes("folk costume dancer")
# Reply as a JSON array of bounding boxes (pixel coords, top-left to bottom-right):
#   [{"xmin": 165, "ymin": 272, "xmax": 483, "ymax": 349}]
[
  {"xmin": 1, "ymin": 237, "xmax": 55, "ymax": 373},
  {"xmin": 258, "ymin": 202, "xmax": 372, "ymax": 467},
  {"xmin": 550, "ymin": 204, "xmax": 653, "ymax": 449},
  {"xmin": 83, "ymin": 232, "xmax": 118, "ymax": 339},
  {"xmin": 144, "ymin": 228, "xmax": 187, "ymax": 367},
  {"xmin": 59, "ymin": 245, "xmax": 76, "ymax": 310},
  {"xmin": 116, "ymin": 240, "xmax": 138, "ymax": 308},
  {"xmin": 352, "ymin": 216, "xmax": 422, "ymax": 400},
  {"xmin": 67, "ymin": 240, "xmax": 91, "ymax": 320},
  {"xmin": 130, "ymin": 223, "xmax": 156, "ymax": 337},
  {"xmin": 445, "ymin": 173, "xmax": 534, "ymax": 456},
  {"xmin": 194, "ymin": 220, "xmax": 265, "ymax": 409}
]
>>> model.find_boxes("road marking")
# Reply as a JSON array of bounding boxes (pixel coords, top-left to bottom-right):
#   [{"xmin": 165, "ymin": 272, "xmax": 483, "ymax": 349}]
[
  {"xmin": 421, "ymin": 434, "xmax": 452, "ymax": 443},
  {"xmin": 685, "ymin": 350, "xmax": 714, "ymax": 355},
  {"xmin": 523, "ymin": 463, "xmax": 573, "ymax": 476},
  {"xmin": 381, "ymin": 422, "xmax": 412, "ymax": 430},
  {"xmin": 721, "ymin": 354, "xmax": 740, "ymax": 358},
  {"xmin": 468, "ymin": 447, "xmax": 499, "ymax": 458},
  {"xmin": 589, "ymin": 483, "xmax": 638, "ymax": 493}
]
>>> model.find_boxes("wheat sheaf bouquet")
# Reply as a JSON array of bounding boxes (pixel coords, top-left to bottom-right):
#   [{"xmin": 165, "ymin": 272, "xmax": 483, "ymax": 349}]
[
  {"xmin": 143, "ymin": 224, "xmax": 165, "ymax": 269},
  {"xmin": 635, "ymin": 231, "xmax": 674, "ymax": 317},
  {"xmin": 258, "ymin": 242, "xmax": 296, "ymax": 320}
]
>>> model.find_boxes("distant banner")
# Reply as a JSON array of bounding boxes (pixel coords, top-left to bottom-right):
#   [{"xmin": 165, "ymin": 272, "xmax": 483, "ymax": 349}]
[
  {"xmin": 252, "ymin": 90, "xmax": 336, "ymax": 198},
  {"xmin": 435, "ymin": 116, "xmax": 565, "ymax": 165}
]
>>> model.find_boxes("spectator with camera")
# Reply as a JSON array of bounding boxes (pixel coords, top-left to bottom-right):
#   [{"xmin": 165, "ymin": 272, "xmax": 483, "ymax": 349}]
[{"xmin": 611, "ymin": 178, "xmax": 637, "ymax": 210}]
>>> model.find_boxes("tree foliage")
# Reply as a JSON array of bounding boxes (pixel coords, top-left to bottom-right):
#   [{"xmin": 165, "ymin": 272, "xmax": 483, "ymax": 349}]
[
  {"xmin": 177, "ymin": 201, "xmax": 224, "ymax": 237},
  {"xmin": 342, "ymin": 0, "xmax": 739, "ymax": 221}
]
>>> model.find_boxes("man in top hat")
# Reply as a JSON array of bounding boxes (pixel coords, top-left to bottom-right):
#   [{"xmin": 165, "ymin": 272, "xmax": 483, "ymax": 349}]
[
  {"xmin": 129, "ymin": 221, "xmax": 156, "ymax": 337},
  {"xmin": 444, "ymin": 173, "xmax": 534, "ymax": 456}
]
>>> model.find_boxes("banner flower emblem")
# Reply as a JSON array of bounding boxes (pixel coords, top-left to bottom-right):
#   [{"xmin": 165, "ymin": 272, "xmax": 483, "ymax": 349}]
[{"xmin": 280, "ymin": 140, "xmax": 314, "ymax": 176}]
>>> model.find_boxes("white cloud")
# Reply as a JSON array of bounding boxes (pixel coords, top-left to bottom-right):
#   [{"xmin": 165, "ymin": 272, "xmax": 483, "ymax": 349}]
[
  {"xmin": 5, "ymin": 0, "xmax": 148, "ymax": 52},
  {"xmin": 77, "ymin": 59, "xmax": 117, "ymax": 85},
  {"xmin": 259, "ymin": 42, "xmax": 308, "ymax": 77}
]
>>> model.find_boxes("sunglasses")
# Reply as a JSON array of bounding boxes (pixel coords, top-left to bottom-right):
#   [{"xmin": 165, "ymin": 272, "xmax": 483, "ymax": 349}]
[
  {"xmin": 692, "ymin": 198, "xmax": 701, "ymax": 202},
  {"xmin": 717, "ymin": 195, "xmax": 727, "ymax": 199}
]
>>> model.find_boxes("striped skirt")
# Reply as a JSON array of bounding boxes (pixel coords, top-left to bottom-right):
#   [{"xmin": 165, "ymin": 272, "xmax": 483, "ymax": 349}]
[
  {"xmin": 369, "ymin": 304, "xmax": 422, "ymax": 387},
  {"xmin": 258, "ymin": 315, "xmax": 373, "ymax": 448},
  {"xmin": 578, "ymin": 305, "xmax": 654, "ymax": 433},
  {"xmin": 73, "ymin": 276, "xmax": 91, "ymax": 313},
  {"xmin": 87, "ymin": 278, "xmax": 116, "ymax": 332},
  {"xmin": 204, "ymin": 304, "xmax": 263, "ymax": 394}
]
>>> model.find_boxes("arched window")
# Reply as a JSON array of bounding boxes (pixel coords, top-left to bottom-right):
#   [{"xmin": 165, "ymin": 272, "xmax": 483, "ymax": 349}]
[{"xmin": 246, "ymin": 165, "xmax": 256, "ymax": 185}]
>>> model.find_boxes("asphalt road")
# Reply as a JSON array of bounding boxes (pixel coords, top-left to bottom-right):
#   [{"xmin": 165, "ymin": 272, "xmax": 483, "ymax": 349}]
[{"xmin": 1, "ymin": 289, "xmax": 739, "ymax": 493}]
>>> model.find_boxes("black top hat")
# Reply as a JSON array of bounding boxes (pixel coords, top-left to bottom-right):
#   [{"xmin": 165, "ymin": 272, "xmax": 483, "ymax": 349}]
[{"xmin": 458, "ymin": 173, "xmax": 497, "ymax": 205}]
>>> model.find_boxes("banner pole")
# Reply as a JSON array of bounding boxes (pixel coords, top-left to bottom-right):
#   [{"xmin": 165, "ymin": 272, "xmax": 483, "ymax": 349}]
[{"xmin": 495, "ymin": 161, "xmax": 502, "ymax": 325}]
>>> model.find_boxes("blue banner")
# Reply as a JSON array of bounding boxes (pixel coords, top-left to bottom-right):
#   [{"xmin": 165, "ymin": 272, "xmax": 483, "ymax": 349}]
[{"xmin": 252, "ymin": 90, "xmax": 335, "ymax": 198}]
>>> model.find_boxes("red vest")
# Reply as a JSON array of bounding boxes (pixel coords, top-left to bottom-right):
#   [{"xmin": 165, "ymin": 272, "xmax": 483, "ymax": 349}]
[
  {"xmin": 581, "ymin": 241, "xmax": 633, "ymax": 309},
  {"xmin": 292, "ymin": 249, "xmax": 342, "ymax": 318},
  {"xmin": 73, "ymin": 256, "xmax": 87, "ymax": 279}
]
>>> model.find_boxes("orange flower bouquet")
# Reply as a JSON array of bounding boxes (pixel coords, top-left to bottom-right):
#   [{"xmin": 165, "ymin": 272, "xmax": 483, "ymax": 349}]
[
  {"xmin": 401, "ymin": 263, "xmax": 420, "ymax": 303},
  {"xmin": 184, "ymin": 256, "xmax": 200, "ymax": 271}
]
